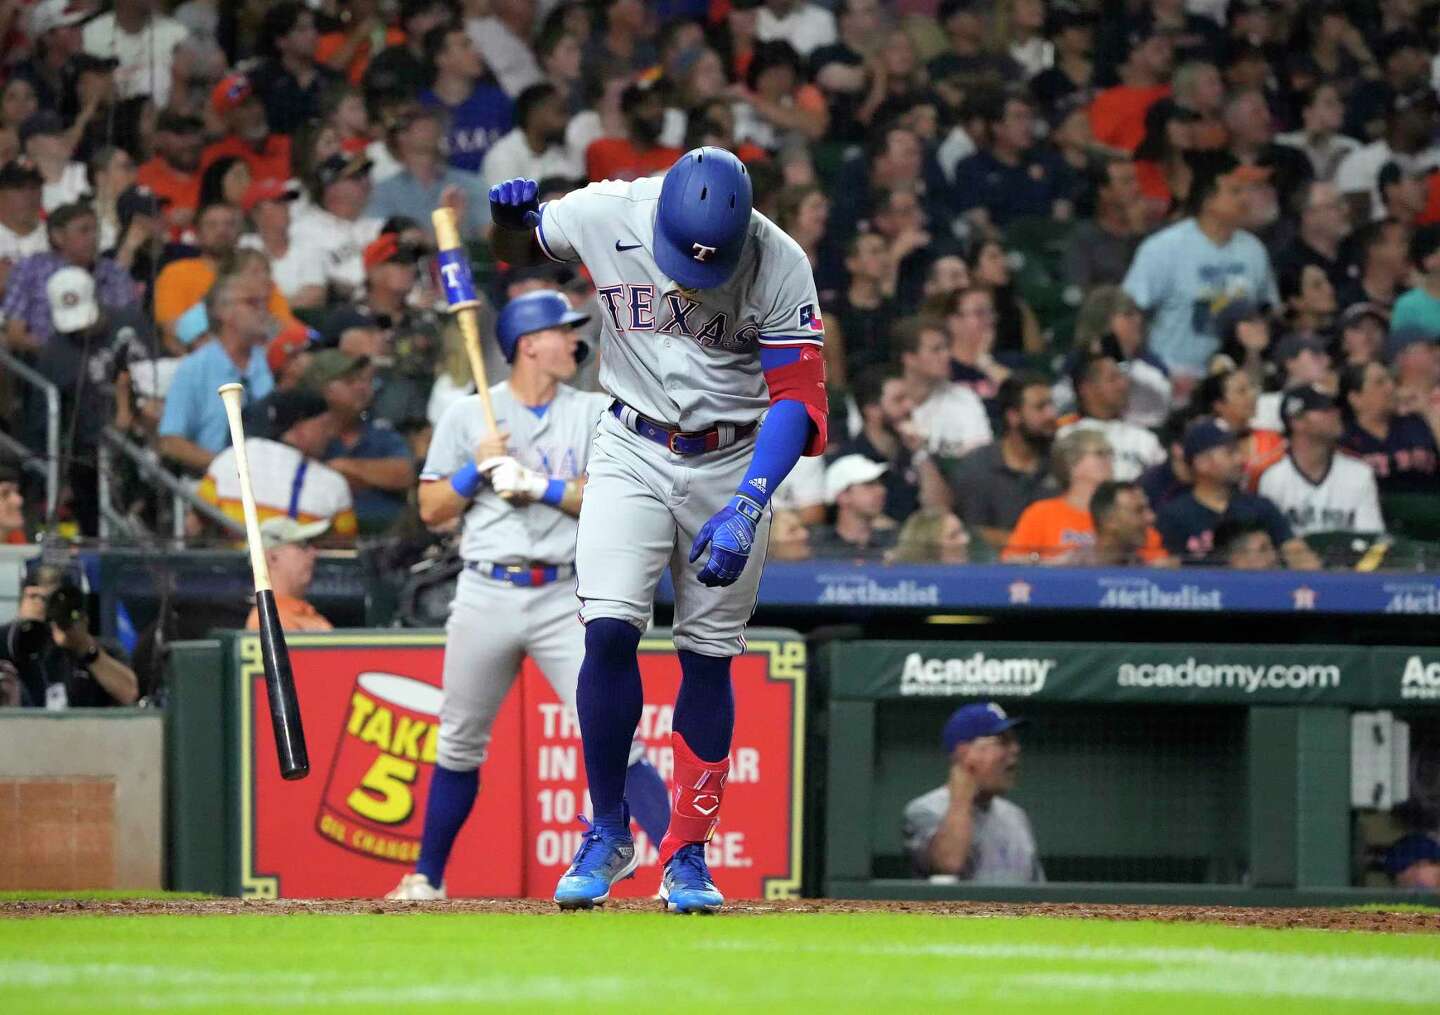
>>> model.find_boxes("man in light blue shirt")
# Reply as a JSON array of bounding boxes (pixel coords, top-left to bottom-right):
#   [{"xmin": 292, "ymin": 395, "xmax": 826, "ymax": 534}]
[
  {"xmin": 366, "ymin": 106, "xmax": 489, "ymax": 242},
  {"xmin": 1123, "ymin": 152, "xmax": 1279, "ymax": 377},
  {"xmin": 158, "ymin": 272, "xmax": 274, "ymax": 473}
]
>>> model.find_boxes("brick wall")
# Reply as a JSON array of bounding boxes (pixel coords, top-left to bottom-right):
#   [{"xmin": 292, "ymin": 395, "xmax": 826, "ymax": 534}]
[{"xmin": 0, "ymin": 778, "xmax": 117, "ymax": 890}]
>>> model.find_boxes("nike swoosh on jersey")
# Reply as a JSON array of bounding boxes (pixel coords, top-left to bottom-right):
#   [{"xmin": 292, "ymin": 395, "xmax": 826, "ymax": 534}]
[{"xmin": 615, "ymin": 241, "xmax": 643, "ymax": 251}]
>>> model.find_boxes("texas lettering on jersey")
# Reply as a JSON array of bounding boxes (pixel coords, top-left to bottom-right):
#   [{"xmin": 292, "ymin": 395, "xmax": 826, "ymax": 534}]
[{"xmin": 594, "ymin": 284, "xmax": 761, "ymax": 352}]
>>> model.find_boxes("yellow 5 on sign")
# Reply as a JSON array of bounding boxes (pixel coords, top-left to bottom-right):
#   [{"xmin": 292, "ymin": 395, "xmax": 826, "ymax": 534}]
[{"xmin": 347, "ymin": 754, "xmax": 419, "ymax": 825}]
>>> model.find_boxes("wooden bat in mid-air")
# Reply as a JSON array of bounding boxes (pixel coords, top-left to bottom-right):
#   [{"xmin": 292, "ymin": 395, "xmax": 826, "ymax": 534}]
[{"xmin": 217, "ymin": 382, "xmax": 310, "ymax": 780}]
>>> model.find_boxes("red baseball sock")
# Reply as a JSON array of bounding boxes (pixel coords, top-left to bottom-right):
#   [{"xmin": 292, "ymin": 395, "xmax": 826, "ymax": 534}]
[{"xmin": 658, "ymin": 732, "xmax": 730, "ymax": 866}]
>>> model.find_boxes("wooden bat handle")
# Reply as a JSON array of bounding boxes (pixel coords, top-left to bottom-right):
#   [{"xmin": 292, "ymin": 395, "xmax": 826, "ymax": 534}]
[
  {"xmin": 432, "ymin": 206, "xmax": 499, "ymax": 435},
  {"xmin": 217, "ymin": 383, "xmax": 272, "ymax": 592}
]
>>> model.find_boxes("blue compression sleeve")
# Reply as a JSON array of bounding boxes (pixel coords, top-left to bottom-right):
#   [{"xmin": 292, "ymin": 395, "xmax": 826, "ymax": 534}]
[
  {"xmin": 450, "ymin": 460, "xmax": 481, "ymax": 498},
  {"xmin": 736, "ymin": 400, "xmax": 811, "ymax": 506}
]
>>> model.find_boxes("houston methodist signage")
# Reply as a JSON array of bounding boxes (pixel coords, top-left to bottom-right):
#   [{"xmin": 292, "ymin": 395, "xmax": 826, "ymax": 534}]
[{"xmin": 235, "ymin": 631, "xmax": 806, "ymax": 900}]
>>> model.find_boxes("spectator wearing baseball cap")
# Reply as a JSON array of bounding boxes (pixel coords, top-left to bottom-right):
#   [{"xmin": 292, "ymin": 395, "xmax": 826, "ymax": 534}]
[
  {"xmin": 237, "ymin": 178, "xmax": 325, "ymax": 310},
  {"xmin": 267, "ymin": 321, "xmax": 320, "ymax": 392},
  {"xmin": 201, "ymin": 387, "xmax": 357, "ymax": 544},
  {"xmin": 245, "ymin": 517, "xmax": 334, "ymax": 633},
  {"xmin": 807, "ymin": 454, "xmax": 898, "ymax": 560},
  {"xmin": 200, "ymin": 73, "xmax": 293, "ymax": 187},
  {"xmin": 14, "ymin": 0, "xmax": 92, "ymax": 114},
  {"xmin": 1088, "ymin": 22, "xmax": 1173, "ymax": 152},
  {"xmin": 1258, "ymin": 385, "xmax": 1385, "ymax": 538},
  {"xmin": 20, "ymin": 110, "xmax": 88, "ymax": 212},
  {"xmin": 0, "ymin": 159, "xmax": 49, "ymax": 271},
  {"xmin": 2, "ymin": 201, "xmax": 137, "ymax": 352},
  {"xmin": 1156, "ymin": 417, "xmax": 1306, "ymax": 565},
  {"xmin": 1123, "ymin": 150, "xmax": 1280, "ymax": 376},
  {"xmin": 901, "ymin": 702, "xmax": 1042, "ymax": 882},
  {"xmin": 305, "ymin": 349, "xmax": 413, "ymax": 535},
  {"xmin": 289, "ymin": 151, "xmax": 383, "ymax": 297},
  {"xmin": 1384, "ymin": 832, "xmax": 1440, "ymax": 890}
]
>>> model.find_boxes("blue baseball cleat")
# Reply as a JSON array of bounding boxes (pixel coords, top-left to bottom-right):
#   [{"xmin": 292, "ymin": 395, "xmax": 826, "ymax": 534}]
[
  {"xmin": 659, "ymin": 843, "xmax": 725, "ymax": 914},
  {"xmin": 553, "ymin": 819, "xmax": 638, "ymax": 910}
]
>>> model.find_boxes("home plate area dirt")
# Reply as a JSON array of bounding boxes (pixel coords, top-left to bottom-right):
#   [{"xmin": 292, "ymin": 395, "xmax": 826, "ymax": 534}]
[{"xmin": 1, "ymin": 897, "xmax": 1436, "ymax": 932}]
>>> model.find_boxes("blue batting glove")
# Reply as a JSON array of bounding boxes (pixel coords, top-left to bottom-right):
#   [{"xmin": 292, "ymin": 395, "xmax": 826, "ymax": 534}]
[
  {"xmin": 488, "ymin": 178, "xmax": 541, "ymax": 231},
  {"xmin": 688, "ymin": 494, "xmax": 764, "ymax": 588}
]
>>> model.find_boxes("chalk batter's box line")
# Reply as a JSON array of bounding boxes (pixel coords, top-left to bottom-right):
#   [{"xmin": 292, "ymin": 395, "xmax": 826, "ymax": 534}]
[{"xmin": 240, "ymin": 632, "xmax": 807, "ymax": 899}]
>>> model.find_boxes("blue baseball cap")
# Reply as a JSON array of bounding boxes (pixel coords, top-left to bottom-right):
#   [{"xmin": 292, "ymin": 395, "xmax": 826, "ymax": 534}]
[
  {"xmin": 942, "ymin": 702, "xmax": 1024, "ymax": 754},
  {"xmin": 1383, "ymin": 833, "xmax": 1440, "ymax": 877}
]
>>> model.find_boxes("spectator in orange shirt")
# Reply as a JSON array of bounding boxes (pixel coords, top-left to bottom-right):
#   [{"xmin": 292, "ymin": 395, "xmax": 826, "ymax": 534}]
[
  {"xmin": 136, "ymin": 112, "xmax": 204, "ymax": 234},
  {"xmin": 1004, "ymin": 428, "xmax": 1115, "ymax": 562},
  {"xmin": 200, "ymin": 73, "xmax": 293, "ymax": 186},
  {"xmin": 730, "ymin": 40, "xmax": 830, "ymax": 152},
  {"xmin": 245, "ymin": 517, "xmax": 335, "ymax": 633},
  {"xmin": 153, "ymin": 203, "xmax": 292, "ymax": 346},
  {"xmin": 1089, "ymin": 24, "xmax": 1173, "ymax": 153},
  {"xmin": 315, "ymin": 0, "xmax": 405, "ymax": 86},
  {"xmin": 1005, "ymin": 428, "xmax": 1169, "ymax": 564},
  {"xmin": 585, "ymin": 83, "xmax": 681, "ymax": 183}
]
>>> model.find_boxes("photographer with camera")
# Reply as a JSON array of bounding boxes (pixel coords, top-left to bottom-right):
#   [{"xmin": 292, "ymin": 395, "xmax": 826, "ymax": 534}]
[{"xmin": 0, "ymin": 567, "xmax": 139, "ymax": 709}]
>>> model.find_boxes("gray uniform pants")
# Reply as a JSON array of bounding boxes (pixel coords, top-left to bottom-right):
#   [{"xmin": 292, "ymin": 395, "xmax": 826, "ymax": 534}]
[
  {"xmin": 576, "ymin": 411, "xmax": 771, "ymax": 657},
  {"xmin": 439, "ymin": 571, "xmax": 642, "ymax": 772}
]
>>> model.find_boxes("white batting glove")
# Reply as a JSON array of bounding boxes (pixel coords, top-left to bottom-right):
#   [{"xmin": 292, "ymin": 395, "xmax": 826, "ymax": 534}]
[
  {"xmin": 476, "ymin": 455, "xmax": 516, "ymax": 478},
  {"xmin": 490, "ymin": 459, "xmax": 549, "ymax": 504}
]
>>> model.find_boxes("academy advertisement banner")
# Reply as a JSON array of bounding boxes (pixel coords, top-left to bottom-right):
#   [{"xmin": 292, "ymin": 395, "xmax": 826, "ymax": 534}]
[
  {"xmin": 829, "ymin": 640, "xmax": 1440, "ymax": 707},
  {"xmin": 237, "ymin": 631, "xmax": 805, "ymax": 900}
]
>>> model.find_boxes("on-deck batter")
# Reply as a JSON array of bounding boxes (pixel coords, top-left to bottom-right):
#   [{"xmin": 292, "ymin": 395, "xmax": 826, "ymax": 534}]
[
  {"xmin": 489, "ymin": 147, "xmax": 829, "ymax": 912},
  {"xmin": 385, "ymin": 290, "xmax": 669, "ymax": 901}
]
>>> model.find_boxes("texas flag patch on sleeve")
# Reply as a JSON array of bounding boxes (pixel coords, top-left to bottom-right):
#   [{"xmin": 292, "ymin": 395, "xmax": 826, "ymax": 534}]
[{"xmin": 799, "ymin": 304, "xmax": 824, "ymax": 332}]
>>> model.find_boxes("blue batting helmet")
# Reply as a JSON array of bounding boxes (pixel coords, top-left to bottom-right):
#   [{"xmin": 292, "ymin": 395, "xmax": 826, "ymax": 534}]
[
  {"xmin": 653, "ymin": 146, "xmax": 753, "ymax": 290},
  {"xmin": 495, "ymin": 290, "xmax": 590, "ymax": 363}
]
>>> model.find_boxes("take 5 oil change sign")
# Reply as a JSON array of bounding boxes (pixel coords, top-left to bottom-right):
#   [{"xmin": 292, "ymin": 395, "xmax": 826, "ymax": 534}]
[{"xmin": 237, "ymin": 632, "xmax": 806, "ymax": 900}]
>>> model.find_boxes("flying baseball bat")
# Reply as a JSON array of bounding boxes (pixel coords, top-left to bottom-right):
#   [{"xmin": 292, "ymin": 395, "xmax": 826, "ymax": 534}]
[
  {"xmin": 217, "ymin": 382, "xmax": 310, "ymax": 781},
  {"xmin": 431, "ymin": 207, "xmax": 498, "ymax": 434}
]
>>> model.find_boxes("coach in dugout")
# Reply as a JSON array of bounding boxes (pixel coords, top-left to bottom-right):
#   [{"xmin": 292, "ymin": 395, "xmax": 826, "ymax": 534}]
[{"xmin": 902, "ymin": 702, "xmax": 1043, "ymax": 883}]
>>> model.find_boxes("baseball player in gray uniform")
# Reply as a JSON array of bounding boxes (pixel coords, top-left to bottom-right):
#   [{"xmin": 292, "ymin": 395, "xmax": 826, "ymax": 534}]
[
  {"xmin": 489, "ymin": 147, "xmax": 829, "ymax": 911},
  {"xmin": 386, "ymin": 289, "xmax": 669, "ymax": 901}
]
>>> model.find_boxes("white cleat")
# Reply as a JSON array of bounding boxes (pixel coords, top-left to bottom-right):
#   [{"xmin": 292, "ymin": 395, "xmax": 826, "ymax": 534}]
[{"xmin": 385, "ymin": 873, "xmax": 447, "ymax": 900}]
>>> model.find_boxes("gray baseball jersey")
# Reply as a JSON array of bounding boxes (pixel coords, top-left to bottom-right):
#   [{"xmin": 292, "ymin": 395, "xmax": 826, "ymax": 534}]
[
  {"xmin": 536, "ymin": 176, "xmax": 825, "ymax": 429},
  {"xmin": 902, "ymin": 786, "xmax": 1045, "ymax": 884},
  {"xmin": 420, "ymin": 380, "xmax": 625, "ymax": 772},
  {"xmin": 422, "ymin": 382, "xmax": 611, "ymax": 572},
  {"xmin": 535, "ymin": 175, "xmax": 824, "ymax": 656}
]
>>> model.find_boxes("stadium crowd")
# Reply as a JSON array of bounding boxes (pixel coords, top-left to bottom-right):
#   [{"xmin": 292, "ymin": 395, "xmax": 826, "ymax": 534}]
[{"xmin": 3, "ymin": 0, "xmax": 1440, "ymax": 570}]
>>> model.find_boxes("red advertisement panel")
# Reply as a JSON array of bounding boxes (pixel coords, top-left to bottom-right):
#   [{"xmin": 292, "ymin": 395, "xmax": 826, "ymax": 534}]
[{"xmin": 239, "ymin": 632, "xmax": 804, "ymax": 899}]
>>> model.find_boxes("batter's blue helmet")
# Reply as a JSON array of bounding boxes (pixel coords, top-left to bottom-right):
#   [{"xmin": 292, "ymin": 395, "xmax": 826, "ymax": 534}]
[
  {"xmin": 495, "ymin": 290, "xmax": 590, "ymax": 363},
  {"xmin": 653, "ymin": 146, "xmax": 752, "ymax": 290}
]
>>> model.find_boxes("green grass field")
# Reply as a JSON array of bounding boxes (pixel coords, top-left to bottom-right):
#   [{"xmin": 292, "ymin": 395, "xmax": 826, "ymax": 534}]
[{"xmin": 3, "ymin": 907, "xmax": 1438, "ymax": 1014}]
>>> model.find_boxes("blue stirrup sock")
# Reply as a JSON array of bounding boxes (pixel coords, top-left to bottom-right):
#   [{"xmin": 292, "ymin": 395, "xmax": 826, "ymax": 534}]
[
  {"xmin": 673, "ymin": 649, "xmax": 735, "ymax": 761},
  {"xmin": 577, "ymin": 618, "xmax": 644, "ymax": 839},
  {"xmin": 415, "ymin": 764, "xmax": 479, "ymax": 886}
]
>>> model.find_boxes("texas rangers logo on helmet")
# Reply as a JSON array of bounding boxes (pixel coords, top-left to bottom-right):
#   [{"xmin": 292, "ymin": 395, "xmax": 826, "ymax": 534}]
[{"xmin": 691, "ymin": 242, "xmax": 717, "ymax": 261}]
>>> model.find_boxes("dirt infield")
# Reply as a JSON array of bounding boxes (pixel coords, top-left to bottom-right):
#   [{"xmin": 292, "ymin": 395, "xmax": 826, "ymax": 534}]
[{"xmin": 1, "ymin": 897, "xmax": 1436, "ymax": 932}]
